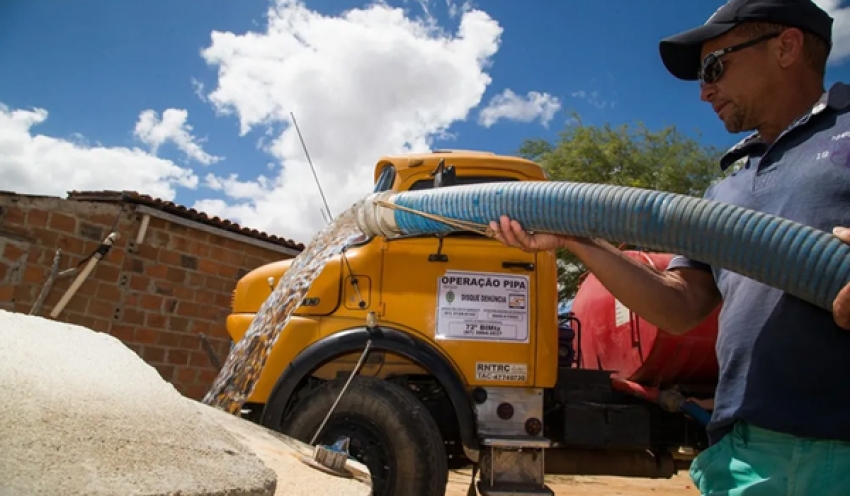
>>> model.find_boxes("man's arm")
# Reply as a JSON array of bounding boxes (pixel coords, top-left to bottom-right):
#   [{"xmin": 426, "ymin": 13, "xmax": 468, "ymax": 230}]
[
  {"xmin": 488, "ymin": 216, "xmax": 721, "ymax": 335},
  {"xmin": 570, "ymin": 239, "xmax": 721, "ymax": 335}
]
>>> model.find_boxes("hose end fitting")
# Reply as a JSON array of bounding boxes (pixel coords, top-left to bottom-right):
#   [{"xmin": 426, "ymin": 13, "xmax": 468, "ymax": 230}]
[{"xmin": 355, "ymin": 191, "xmax": 403, "ymax": 238}]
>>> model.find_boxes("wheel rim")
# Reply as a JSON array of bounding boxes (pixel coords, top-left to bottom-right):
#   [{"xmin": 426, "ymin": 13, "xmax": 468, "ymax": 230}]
[{"xmin": 316, "ymin": 413, "xmax": 397, "ymax": 495}]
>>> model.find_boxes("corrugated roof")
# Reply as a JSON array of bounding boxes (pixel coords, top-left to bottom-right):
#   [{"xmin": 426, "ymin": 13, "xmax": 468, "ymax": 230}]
[{"xmin": 66, "ymin": 190, "xmax": 305, "ymax": 251}]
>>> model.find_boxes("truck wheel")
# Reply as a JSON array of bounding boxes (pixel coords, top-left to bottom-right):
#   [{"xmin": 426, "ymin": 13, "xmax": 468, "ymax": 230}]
[{"xmin": 283, "ymin": 376, "xmax": 449, "ymax": 496}]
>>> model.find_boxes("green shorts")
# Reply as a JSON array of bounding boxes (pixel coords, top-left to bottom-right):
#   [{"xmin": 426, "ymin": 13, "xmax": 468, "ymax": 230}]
[{"xmin": 690, "ymin": 421, "xmax": 850, "ymax": 495}]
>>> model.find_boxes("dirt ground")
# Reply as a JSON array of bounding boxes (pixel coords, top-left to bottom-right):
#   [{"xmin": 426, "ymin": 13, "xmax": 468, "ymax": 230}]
[{"xmin": 445, "ymin": 469, "xmax": 700, "ymax": 495}]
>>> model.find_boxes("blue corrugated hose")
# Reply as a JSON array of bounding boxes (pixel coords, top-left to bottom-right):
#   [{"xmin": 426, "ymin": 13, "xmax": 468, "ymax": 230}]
[{"xmin": 374, "ymin": 181, "xmax": 850, "ymax": 312}]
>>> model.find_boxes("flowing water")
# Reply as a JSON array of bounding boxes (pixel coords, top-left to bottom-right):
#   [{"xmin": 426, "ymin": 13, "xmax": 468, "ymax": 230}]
[{"xmin": 202, "ymin": 205, "xmax": 366, "ymax": 414}]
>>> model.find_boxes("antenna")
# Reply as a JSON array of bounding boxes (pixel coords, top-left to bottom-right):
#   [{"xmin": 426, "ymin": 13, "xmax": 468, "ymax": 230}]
[{"xmin": 290, "ymin": 111, "xmax": 334, "ymax": 222}]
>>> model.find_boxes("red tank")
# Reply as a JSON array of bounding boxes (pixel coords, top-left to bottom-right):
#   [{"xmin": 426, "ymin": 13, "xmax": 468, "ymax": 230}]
[{"xmin": 570, "ymin": 251, "xmax": 719, "ymax": 389}]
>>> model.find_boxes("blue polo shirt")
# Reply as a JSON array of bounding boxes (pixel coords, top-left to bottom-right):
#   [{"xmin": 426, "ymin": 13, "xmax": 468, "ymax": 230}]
[{"xmin": 667, "ymin": 81, "xmax": 850, "ymax": 444}]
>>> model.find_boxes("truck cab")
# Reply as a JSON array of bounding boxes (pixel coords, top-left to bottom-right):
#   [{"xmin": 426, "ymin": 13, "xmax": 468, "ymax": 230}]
[{"xmin": 224, "ymin": 150, "xmax": 714, "ymax": 496}]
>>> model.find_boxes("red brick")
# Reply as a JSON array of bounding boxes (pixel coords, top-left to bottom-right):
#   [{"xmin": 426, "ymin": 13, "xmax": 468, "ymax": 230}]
[
  {"xmin": 136, "ymin": 244, "xmax": 159, "ymax": 261},
  {"xmin": 156, "ymin": 331, "xmax": 181, "ymax": 347},
  {"xmin": 196, "ymin": 291, "xmax": 215, "ymax": 305},
  {"xmin": 14, "ymin": 284, "xmax": 33, "ymax": 306},
  {"xmin": 167, "ymin": 349, "xmax": 189, "ymax": 366},
  {"xmin": 186, "ymin": 273, "xmax": 205, "ymax": 287},
  {"xmin": 88, "ymin": 318, "xmax": 112, "ymax": 333},
  {"xmin": 94, "ymin": 264, "xmax": 121, "ymax": 284},
  {"xmin": 214, "ymin": 292, "xmax": 231, "ymax": 309},
  {"xmin": 30, "ymin": 228, "xmax": 60, "ymax": 246},
  {"xmin": 3, "ymin": 243, "xmax": 29, "ymax": 262},
  {"xmin": 190, "ymin": 320, "xmax": 213, "ymax": 335},
  {"xmin": 197, "ymin": 259, "xmax": 218, "ymax": 276},
  {"xmin": 22, "ymin": 266, "xmax": 44, "ymax": 284},
  {"xmin": 124, "ymin": 257, "xmax": 145, "ymax": 273},
  {"xmin": 110, "ymin": 325, "xmax": 135, "ymax": 342},
  {"xmin": 147, "ymin": 228, "xmax": 170, "ymax": 248},
  {"xmin": 176, "ymin": 301, "xmax": 199, "ymax": 318},
  {"xmin": 217, "ymin": 264, "xmax": 238, "ymax": 279},
  {"xmin": 152, "ymin": 281, "xmax": 174, "ymax": 296},
  {"xmin": 143, "ymin": 346, "xmax": 166, "ymax": 364},
  {"xmin": 173, "ymin": 285, "xmax": 195, "ymax": 301},
  {"xmin": 94, "ymin": 282, "xmax": 117, "ymax": 300},
  {"xmin": 122, "ymin": 308, "xmax": 145, "ymax": 325},
  {"xmin": 129, "ymin": 275, "xmax": 151, "ymax": 292},
  {"xmin": 179, "ymin": 333, "xmax": 200, "ymax": 349},
  {"xmin": 176, "ymin": 367, "xmax": 198, "ymax": 384},
  {"xmin": 87, "ymin": 299, "xmax": 115, "ymax": 319},
  {"xmin": 163, "ymin": 299, "xmax": 178, "ymax": 313},
  {"xmin": 49, "ymin": 213, "xmax": 77, "ymax": 233},
  {"xmin": 166, "ymin": 266, "xmax": 185, "ymax": 284},
  {"xmin": 134, "ymin": 328, "xmax": 158, "ymax": 344},
  {"xmin": 139, "ymin": 293, "xmax": 163, "ymax": 311},
  {"xmin": 189, "ymin": 351, "xmax": 209, "ymax": 367},
  {"xmin": 191, "ymin": 242, "xmax": 210, "ymax": 259},
  {"xmin": 2, "ymin": 205, "xmax": 26, "ymax": 224},
  {"xmin": 145, "ymin": 264, "xmax": 168, "ymax": 280},
  {"xmin": 57, "ymin": 236, "xmax": 85, "ymax": 256},
  {"xmin": 198, "ymin": 305, "xmax": 223, "ymax": 322},
  {"xmin": 204, "ymin": 276, "xmax": 227, "ymax": 293},
  {"xmin": 159, "ymin": 250, "xmax": 181, "ymax": 267},
  {"xmin": 183, "ymin": 385, "xmax": 208, "ymax": 400},
  {"xmin": 145, "ymin": 312, "xmax": 167, "ymax": 328},
  {"xmin": 27, "ymin": 209, "xmax": 48, "ymax": 227},
  {"xmin": 0, "ymin": 285, "xmax": 15, "ymax": 303},
  {"xmin": 170, "ymin": 236, "xmax": 190, "ymax": 252}
]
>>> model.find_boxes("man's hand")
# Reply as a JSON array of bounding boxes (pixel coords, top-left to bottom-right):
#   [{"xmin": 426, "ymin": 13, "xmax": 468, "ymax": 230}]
[
  {"xmin": 833, "ymin": 227, "xmax": 850, "ymax": 330},
  {"xmin": 488, "ymin": 215, "xmax": 568, "ymax": 252}
]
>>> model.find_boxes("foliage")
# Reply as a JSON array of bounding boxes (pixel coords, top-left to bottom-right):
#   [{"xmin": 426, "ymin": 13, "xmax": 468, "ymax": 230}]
[{"xmin": 516, "ymin": 112, "xmax": 725, "ymax": 301}]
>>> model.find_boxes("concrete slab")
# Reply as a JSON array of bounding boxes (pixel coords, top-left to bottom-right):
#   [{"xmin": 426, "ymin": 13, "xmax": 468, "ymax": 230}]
[{"xmin": 0, "ymin": 310, "xmax": 370, "ymax": 496}]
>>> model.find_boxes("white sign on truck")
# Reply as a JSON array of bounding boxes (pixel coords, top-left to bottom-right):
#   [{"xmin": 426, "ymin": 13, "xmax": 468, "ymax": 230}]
[{"xmin": 435, "ymin": 270, "xmax": 530, "ymax": 343}]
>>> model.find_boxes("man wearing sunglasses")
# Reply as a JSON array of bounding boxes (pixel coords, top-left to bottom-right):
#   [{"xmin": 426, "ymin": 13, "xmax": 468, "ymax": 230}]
[{"xmin": 490, "ymin": 0, "xmax": 850, "ymax": 493}]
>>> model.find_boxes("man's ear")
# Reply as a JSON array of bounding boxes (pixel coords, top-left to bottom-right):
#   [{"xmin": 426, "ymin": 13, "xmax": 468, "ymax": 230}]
[{"xmin": 775, "ymin": 28, "xmax": 806, "ymax": 69}]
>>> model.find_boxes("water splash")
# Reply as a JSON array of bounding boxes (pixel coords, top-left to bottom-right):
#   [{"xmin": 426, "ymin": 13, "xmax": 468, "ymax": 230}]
[{"xmin": 202, "ymin": 205, "xmax": 365, "ymax": 414}]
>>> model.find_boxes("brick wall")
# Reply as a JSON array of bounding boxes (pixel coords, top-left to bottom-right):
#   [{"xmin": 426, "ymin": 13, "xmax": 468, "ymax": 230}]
[{"xmin": 0, "ymin": 193, "xmax": 300, "ymax": 400}]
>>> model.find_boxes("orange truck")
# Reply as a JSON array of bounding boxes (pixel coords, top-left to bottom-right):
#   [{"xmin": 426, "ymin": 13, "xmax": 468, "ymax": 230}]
[{"xmin": 225, "ymin": 150, "xmax": 717, "ymax": 496}]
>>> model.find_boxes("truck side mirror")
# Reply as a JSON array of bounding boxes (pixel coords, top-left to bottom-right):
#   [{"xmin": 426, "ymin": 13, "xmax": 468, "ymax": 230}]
[{"xmin": 431, "ymin": 159, "xmax": 457, "ymax": 188}]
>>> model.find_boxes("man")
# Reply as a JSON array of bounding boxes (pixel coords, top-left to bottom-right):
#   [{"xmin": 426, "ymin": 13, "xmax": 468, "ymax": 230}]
[{"xmin": 490, "ymin": 0, "xmax": 850, "ymax": 493}]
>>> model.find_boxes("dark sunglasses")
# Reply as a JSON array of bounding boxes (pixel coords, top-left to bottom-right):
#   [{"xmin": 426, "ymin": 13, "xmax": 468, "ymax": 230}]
[{"xmin": 698, "ymin": 32, "xmax": 782, "ymax": 84}]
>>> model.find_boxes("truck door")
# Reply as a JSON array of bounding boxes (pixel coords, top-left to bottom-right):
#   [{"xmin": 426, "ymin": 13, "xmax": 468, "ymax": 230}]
[{"xmin": 379, "ymin": 234, "xmax": 541, "ymax": 388}]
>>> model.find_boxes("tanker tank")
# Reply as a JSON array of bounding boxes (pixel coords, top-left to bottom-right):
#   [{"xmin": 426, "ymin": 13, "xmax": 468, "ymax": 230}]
[{"xmin": 570, "ymin": 250, "xmax": 719, "ymax": 390}]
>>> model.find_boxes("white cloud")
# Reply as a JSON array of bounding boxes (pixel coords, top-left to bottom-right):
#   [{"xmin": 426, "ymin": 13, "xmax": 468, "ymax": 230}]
[
  {"xmin": 570, "ymin": 90, "xmax": 614, "ymax": 110},
  {"xmin": 478, "ymin": 89, "xmax": 561, "ymax": 128},
  {"xmin": 0, "ymin": 104, "xmax": 198, "ymax": 200},
  {"xmin": 134, "ymin": 108, "xmax": 221, "ymax": 165},
  {"xmin": 814, "ymin": 0, "xmax": 850, "ymax": 63},
  {"xmin": 194, "ymin": 0, "xmax": 503, "ymax": 243}
]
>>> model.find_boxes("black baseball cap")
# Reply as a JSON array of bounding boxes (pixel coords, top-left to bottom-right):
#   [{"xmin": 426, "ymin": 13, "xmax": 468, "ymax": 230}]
[{"xmin": 659, "ymin": 0, "xmax": 834, "ymax": 81}]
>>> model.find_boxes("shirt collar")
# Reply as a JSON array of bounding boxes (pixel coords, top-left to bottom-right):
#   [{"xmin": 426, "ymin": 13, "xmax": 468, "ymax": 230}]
[{"xmin": 718, "ymin": 81, "xmax": 850, "ymax": 170}]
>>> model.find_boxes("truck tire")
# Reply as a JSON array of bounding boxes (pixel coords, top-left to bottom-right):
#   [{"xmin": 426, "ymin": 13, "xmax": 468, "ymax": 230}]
[{"xmin": 283, "ymin": 376, "xmax": 449, "ymax": 496}]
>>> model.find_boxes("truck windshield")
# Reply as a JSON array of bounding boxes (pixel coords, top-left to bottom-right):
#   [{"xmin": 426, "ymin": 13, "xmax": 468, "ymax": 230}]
[{"xmin": 373, "ymin": 164, "xmax": 396, "ymax": 193}]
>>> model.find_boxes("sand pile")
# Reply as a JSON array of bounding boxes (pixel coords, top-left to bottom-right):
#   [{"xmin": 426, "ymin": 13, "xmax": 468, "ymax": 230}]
[{"xmin": 0, "ymin": 309, "xmax": 370, "ymax": 496}]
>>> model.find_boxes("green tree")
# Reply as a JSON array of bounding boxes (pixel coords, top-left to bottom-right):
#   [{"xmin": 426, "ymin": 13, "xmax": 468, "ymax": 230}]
[{"xmin": 517, "ymin": 112, "xmax": 726, "ymax": 302}]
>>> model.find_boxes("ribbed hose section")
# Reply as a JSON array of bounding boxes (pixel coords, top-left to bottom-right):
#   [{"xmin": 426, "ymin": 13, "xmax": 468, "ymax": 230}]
[{"xmin": 383, "ymin": 181, "xmax": 850, "ymax": 312}]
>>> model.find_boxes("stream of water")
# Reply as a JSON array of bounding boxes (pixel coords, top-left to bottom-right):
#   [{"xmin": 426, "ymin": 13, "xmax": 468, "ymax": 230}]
[{"xmin": 202, "ymin": 205, "xmax": 365, "ymax": 414}]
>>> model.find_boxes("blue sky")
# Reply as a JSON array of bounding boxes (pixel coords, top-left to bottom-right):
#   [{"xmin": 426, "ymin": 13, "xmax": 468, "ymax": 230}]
[{"xmin": 2, "ymin": 0, "xmax": 849, "ymax": 243}]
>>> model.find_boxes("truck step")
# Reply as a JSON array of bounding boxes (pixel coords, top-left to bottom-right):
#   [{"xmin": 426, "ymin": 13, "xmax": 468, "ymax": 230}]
[
  {"xmin": 477, "ymin": 436, "xmax": 550, "ymax": 494},
  {"xmin": 477, "ymin": 482, "xmax": 554, "ymax": 496}
]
